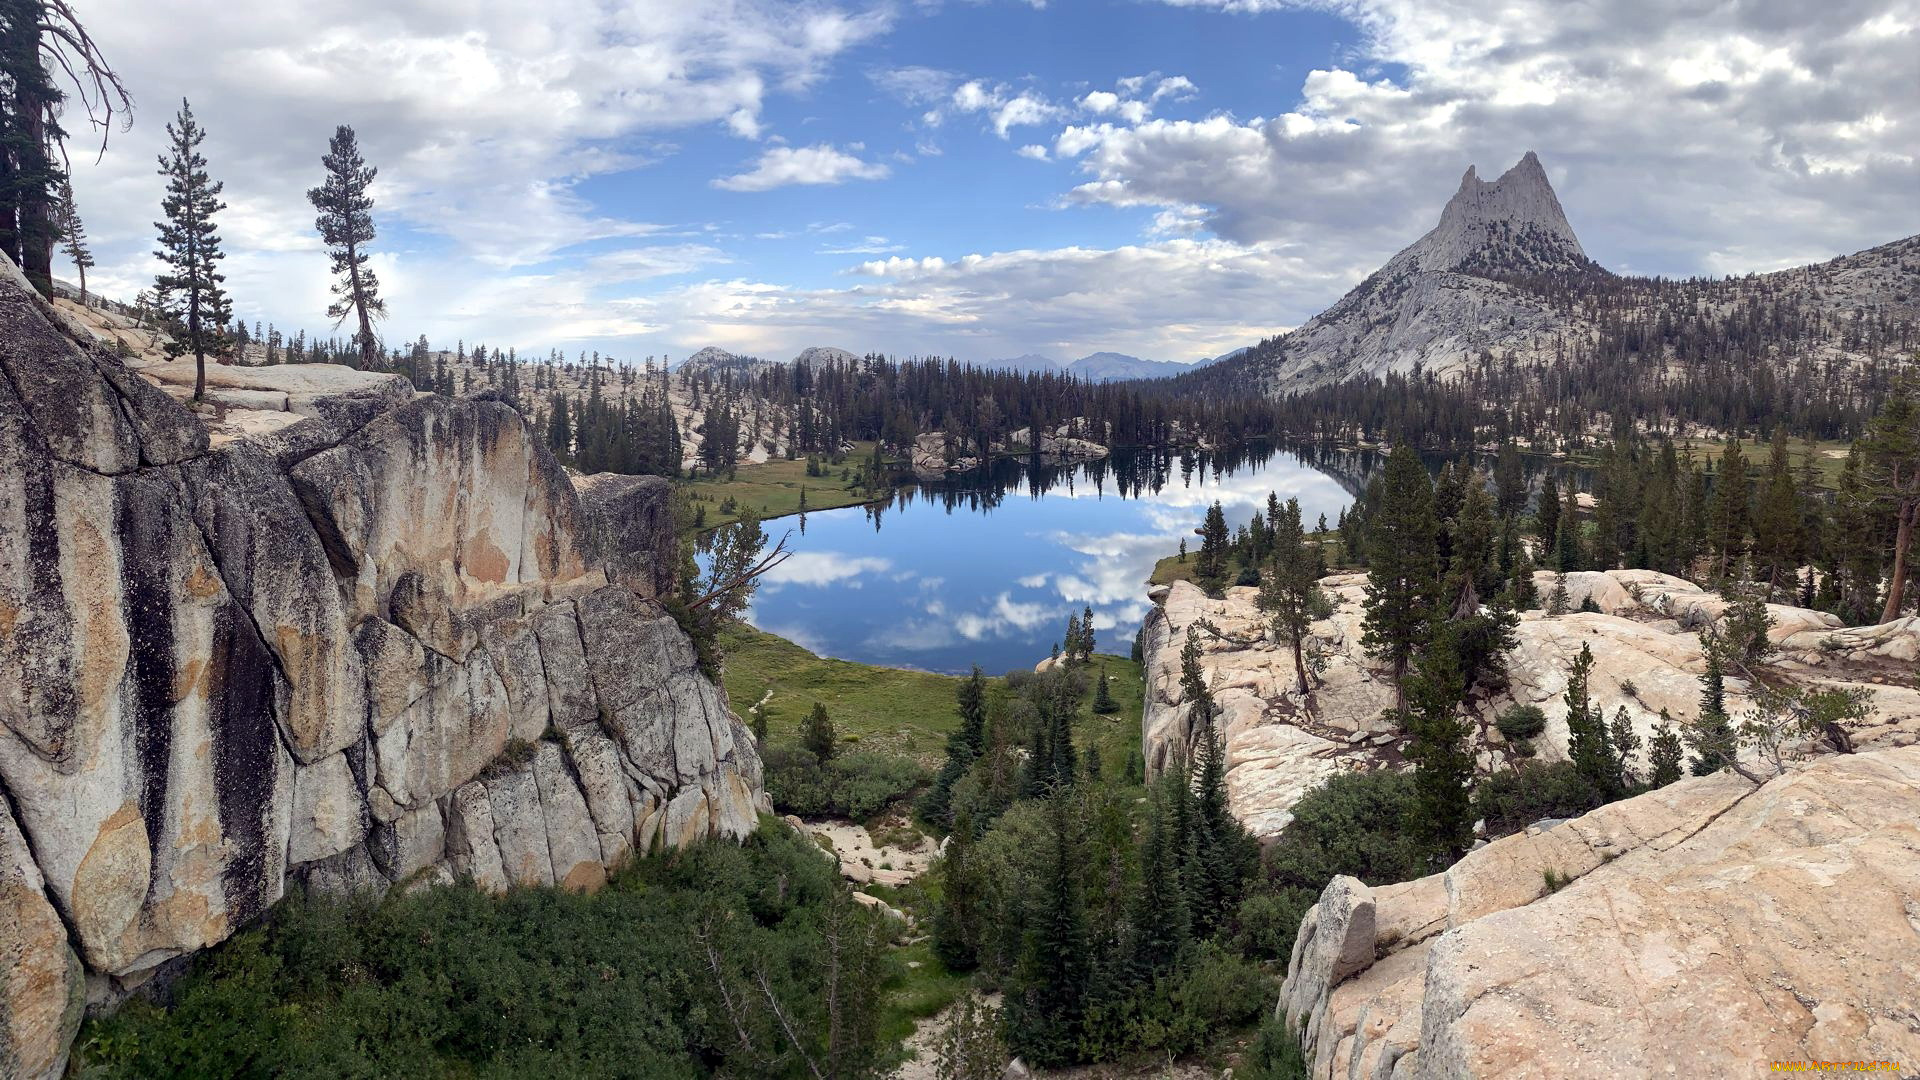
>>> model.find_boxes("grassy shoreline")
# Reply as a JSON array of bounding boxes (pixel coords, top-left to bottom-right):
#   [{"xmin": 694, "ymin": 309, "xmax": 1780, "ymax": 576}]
[{"xmin": 717, "ymin": 622, "xmax": 1147, "ymax": 775}]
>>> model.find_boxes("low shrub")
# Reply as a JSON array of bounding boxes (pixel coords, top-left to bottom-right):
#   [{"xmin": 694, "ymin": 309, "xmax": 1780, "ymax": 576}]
[
  {"xmin": 765, "ymin": 747, "xmax": 927, "ymax": 820},
  {"xmin": 76, "ymin": 826, "xmax": 892, "ymax": 1079},
  {"xmin": 1471, "ymin": 760, "xmax": 1603, "ymax": 838},
  {"xmin": 1495, "ymin": 704, "xmax": 1547, "ymax": 742}
]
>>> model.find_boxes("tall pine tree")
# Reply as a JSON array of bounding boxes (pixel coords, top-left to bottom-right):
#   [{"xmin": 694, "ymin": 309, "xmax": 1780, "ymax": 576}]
[
  {"xmin": 1362, "ymin": 444, "xmax": 1441, "ymax": 711},
  {"xmin": 1005, "ymin": 793, "xmax": 1090, "ymax": 1067},
  {"xmin": 153, "ymin": 99, "xmax": 231, "ymax": 403},
  {"xmin": 53, "ymin": 175, "xmax": 90, "ymax": 301},
  {"xmin": 1403, "ymin": 629, "xmax": 1474, "ymax": 863},
  {"xmin": 307, "ymin": 124, "xmax": 386, "ymax": 368}
]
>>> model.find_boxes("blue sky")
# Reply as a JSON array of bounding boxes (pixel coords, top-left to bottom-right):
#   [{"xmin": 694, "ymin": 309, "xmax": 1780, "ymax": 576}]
[{"xmin": 66, "ymin": 0, "xmax": 1919, "ymax": 367}]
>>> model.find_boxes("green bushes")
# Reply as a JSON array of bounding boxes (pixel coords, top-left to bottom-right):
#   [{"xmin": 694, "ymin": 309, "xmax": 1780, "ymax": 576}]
[
  {"xmin": 1495, "ymin": 703, "xmax": 1547, "ymax": 742},
  {"xmin": 763, "ymin": 746, "xmax": 927, "ymax": 820},
  {"xmin": 1244, "ymin": 769, "xmax": 1433, "ymax": 962},
  {"xmin": 75, "ymin": 826, "xmax": 894, "ymax": 1079},
  {"xmin": 1471, "ymin": 760, "xmax": 1603, "ymax": 837},
  {"xmin": 1242, "ymin": 1014, "xmax": 1312, "ymax": 1080}
]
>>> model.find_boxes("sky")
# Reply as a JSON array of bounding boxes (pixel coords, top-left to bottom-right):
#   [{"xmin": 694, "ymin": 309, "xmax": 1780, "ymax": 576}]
[{"xmin": 63, "ymin": 0, "xmax": 1920, "ymax": 368}]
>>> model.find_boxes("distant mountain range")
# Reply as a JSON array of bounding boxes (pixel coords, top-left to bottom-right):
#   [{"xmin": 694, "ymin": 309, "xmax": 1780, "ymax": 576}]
[
  {"xmin": 673, "ymin": 345, "xmax": 1232, "ymax": 383},
  {"xmin": 1184, "ymin": 150, "xmax": 1920, "ymax": 398},
  {"xmin": 982, "ymin": 350, "xmax": 1235, "ymax": 382}
]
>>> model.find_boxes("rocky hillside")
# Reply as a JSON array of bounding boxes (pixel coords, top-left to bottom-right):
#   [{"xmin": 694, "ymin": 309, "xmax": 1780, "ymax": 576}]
[
  {"xmin": 0, "ymin": 258, "xmax": 767, "ymax": 1077},
  {"xmin": 1279, "ymin": 746, "xmax": 1920, "ymax": 1075},
  {"xmin": 1141, "ymin": 570, "xmax": 1919, "ymax": 839},
  {"xmin": 1191, "ymin": 152, "xmax": 1920, "ymax": 399}
]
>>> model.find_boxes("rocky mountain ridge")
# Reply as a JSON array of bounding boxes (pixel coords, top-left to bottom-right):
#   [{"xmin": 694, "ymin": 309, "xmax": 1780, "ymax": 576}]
[
  {"xmin": 0, "ymin": 258, "xmax": 767, "ymax": 1077},
  {"xmin": 1194, "ymin": 152, "xmax": 1920, "ymax": 397}
]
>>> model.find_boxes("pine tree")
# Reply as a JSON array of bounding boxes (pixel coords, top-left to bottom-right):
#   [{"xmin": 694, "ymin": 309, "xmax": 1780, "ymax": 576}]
[
  {"xmin": 1494, "ymin": 441, "xmax": 1527, "ymax": 517},
  {"xmin": 1687, "ymin": 644, "xmax": 1736, "ymax": 776},
  {"xmin": 1648, "ymin": 710, "xmax": 1684, "ymax": 787},
  {"xmin": 0, "ymin": 5, "xmax": 65, "ymax": 297},
  {"xmin": 1707, "ymin": 439, "xmax": 1750, "ymax": 578},
  {"xmin": 1188, "ymin": 719, "xmax": 1251, "ymax": 934},
  {"xmin": 1195, "ymin": 501, "xmax": 1230, "ymax": 590},
  {"xmin": 931, "ymin": 809, "xmax": 983, "ymax": 971},
  {"xmin": 1535, "ymin": 470, "xmax": 1561, "ymax": 552},
  {"xmin": 1403, "ymin": 628, "xmax": 1474, "ymax": 862},
  {"xmin": 1752, "ymin": 426, "xmax": 1802, "ymax": 598},
  {"xmin": 1362, "ymin": 444, "xmax": 1441, "ymax": 710},
  {"xmin": 1607, "ymin": 706, "xmax": 1641, "ymax": 792},
  {"xmin": 1092, "ymin": 669, "xmax": 1118, "ymax": 714},
  {"xmin": 1859, "ymin": 376, "xmax": 1920, "ymax": 622},
  {"xmin": 1005, "ymin": 793, "xmax": 1089, "ymax": 1067},
  {"xmin": 1554, "ymin": 483, "xmax": 1583, "ymax": 572},
  {"xmin": 53, "ymin": 176, "xmax": 91, "ymax": 302},
  {"xmin": 1179, "ymin": 625, "xmax": 1213, "ymax": 739},
  {"xmin": 801, "ymin": 701, "xmax": 836, "ymax": 762},
  {"xmin": 1503, "ymin": 535, "xmax": 1539, "ymax": 611},
  {"xmin": 153, "ymin": 99, "xmax": 232, "ymax": 403},
  {"xmin": 1256, "ymin": 496, "xmax": 1317, "ymax": 693},
  {"xmin": 0, "ymin": 2, "xmax": 128, "ymax": 295},
  {"xmin": 307, "ymin": 124, "xmax": 385, "ymax": 368},
  {"xmin": 545, "ymin": 392, "xmax": 572, "ymax": 463},
  {"xmin": 957, "ymin": 665, "xmax": 987, "ymax": 756},
  {"xmin": 1127, "ymin": 776, "xmax": 1192, "ymax": 978},
  {"xmin": 1563, "ymin": 643, "xmax": 1619, "ymax": 800}
]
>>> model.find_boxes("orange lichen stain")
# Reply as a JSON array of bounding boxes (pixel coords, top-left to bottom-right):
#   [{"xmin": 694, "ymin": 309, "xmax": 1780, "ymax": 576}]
[
  {"xmin": 184, "ymin": 564, "xmax": 224, "ymax": 601},
  {"xmin": 68, "ymin": 517, "xmax": 130, "ymax": 713},
  {"xmin": 465, "ymin": 536, "xmax": 510, "ymax": 584},
  {"xmin": 171, "ymin": 657, "xmax": 206, "ymax": 702},
  {"xmin": 560, "ymin": 861, "xmax": 608, "ymax": 893},
  {"xmin": 0, "ymin": 599, "xmax": 17, "ymax": 638},
  {"xmin": 72, "ymin": 801, "xmax": 151, "ymax": 956}
]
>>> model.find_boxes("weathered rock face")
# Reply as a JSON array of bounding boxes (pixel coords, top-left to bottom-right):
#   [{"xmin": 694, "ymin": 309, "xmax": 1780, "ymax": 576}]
[
  {"xmin": 909, "ymin": 431, "xmax": 981, "ymax": 480},
  {"xmin": 1279, "ymin": 747, "xmax": 1920, "ymax": 1078},
  {"xmin": 1003, "ymin": 419, "xmax": 1110, "ymax": 466},
  {"xmin": 1141, "ymin": 570, "xmax": 1920, "ymax": 839},
  {"xmin": 0, "ymin": 259, "xmax": 767, "ymax": 1076}
]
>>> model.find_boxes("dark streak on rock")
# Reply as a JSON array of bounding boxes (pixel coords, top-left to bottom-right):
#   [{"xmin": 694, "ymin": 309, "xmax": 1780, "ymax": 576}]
[
  {"xmin": 116, "ymin": 480, "xmax": 176, "ymax": 891},
  {"xmin": 206, "ymin": 600, "xmax": 281, "ymax": 922}
]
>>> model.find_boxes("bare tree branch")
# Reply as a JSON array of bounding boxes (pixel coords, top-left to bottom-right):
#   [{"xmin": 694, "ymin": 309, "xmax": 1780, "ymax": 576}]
[
  {"xmin": 691, "ymin": 530, "xmax": 793, "ymax": 611},
  {"xmin": 39, "ymin": 3, "xmax": 134, "ymax": 162}
]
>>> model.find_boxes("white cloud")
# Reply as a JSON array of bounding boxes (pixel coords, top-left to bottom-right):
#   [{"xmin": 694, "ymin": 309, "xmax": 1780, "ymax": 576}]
[
  {"xmin": 819, "ymin": 235, "xmax": 906, "ymax": 254},
  {"xmin": 943, "ymin": 79, "xmax": 1066, "ymax": 138},
  {"xmin": 64, "ymin": 0, "xmax": 891, "ymax": 336},
  {"xmin": 952, "ymin": 591, "xmax": 1064, "ymax": 641},
  {"xmin": 762, "ymin": 552, "xmax": 895, "ymax": 587},
  {"xmin": 712, "ymin": 144, "xmax": 892, "ymax": 191},
  {"xmin": 1072, "ymin": 0, "xmax": 1919, "ymax": 284},
  {"xmin": 595, "ymin": 236, "xmax": 1331, "ymax": 362},
  {"xmin": 870, "ymin": 65, "xmax": 957, "ymax": 105},
  {"xmin": 725, "ymin": 108, "xmax": 766, "ymax": 139},
  {"xmin": 1016, "ymin": 144, "xmax": 1050, "ymax": 161}
]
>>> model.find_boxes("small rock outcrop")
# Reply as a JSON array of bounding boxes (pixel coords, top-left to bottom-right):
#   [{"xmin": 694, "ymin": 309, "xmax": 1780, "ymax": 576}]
[
  {"xmin": 1279, "ymin": 747, "xmax": 1920, "ymax": 1077},
  {"xmin": 1002, "ymin": 419, "xmax": 1110, "ymax": 466},
  {"xmin": 0, "ymin": 258, "xmax": 767, "ymax": 1077},
  {"xmin": 1141, "ymin": 570, "xmax": 1919, "ymax": 839}
]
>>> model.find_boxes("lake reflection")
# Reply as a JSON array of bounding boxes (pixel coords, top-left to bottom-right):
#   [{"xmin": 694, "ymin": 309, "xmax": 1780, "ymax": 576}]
[{"xmin": 733, "ymin": 445, "xmax": 1373, "ymax": 675}]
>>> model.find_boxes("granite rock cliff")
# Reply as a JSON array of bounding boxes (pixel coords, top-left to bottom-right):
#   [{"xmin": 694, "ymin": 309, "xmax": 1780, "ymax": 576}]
[
  {"xmin": 1278, "ymin": 747, "xmax": 1920, "ymax": 1077},
  {"xmin": 0, "ymin": 258, "xmax": 767, "ymax": 1078}
]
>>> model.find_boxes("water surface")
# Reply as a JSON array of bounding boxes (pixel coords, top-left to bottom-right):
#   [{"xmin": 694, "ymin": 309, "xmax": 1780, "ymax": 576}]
[{"xmin": 730, "ymin": 445, "xmax": 1371, "ymax": 674}]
